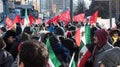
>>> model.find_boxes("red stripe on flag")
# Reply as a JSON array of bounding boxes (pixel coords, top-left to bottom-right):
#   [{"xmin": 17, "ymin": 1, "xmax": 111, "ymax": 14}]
[
  {"xmin": 78, "ymin": 51, "xmax": 91, "ymax": 67},
  {"xmin": 75, "ymin": 28, "xmax": 81, "ymax": 46}
]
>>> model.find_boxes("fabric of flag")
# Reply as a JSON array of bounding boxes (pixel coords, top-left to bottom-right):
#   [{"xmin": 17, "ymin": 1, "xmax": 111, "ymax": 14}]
[
  {"xmin": 75, "ymin": 28, "xmax": 81, "ymax": 46},
  {"xmin": 47, "ymin": 15, "xmax": 59, "ymax": 25},
  {"xmin": 13, "ymin": 14, "xmax": 21, "ymax": 23},
  {"xmin": 77, "ymin": 25, "xmax": 91, "ymax": 67},
  {"xmin": 77, "ymin": 42, "xmax": 91, "ymax": 67},
  {"xmin": 46, "ymin": 38, "xmax": 61, "ymax": 67},
  {"xmin": 5, "ymin": 17, "xmax": 15, "ymax": 30},
  {"xmin": 73, "ymin": 14, "xmax": 85, "ymax": 22},
  {"xmin": 35, "ymin": 18, "xmax": 42, "ymax": 24},
  {"xmin": 21, "ymin": 18, "xmax": 24, "ymax": 25},
  {"xmin": 29, "ymin": 14, "xmax": 35, "ymax": 25},
  {"xmin": 59, "ymin": 10, "xmax": 70, "ymax": 23},
  {"xmin": 24, "ymin": 9, "xmax": 30, "ymax": 26},
  {"xmin": 89, "ymin": 11, "xmax": 98, "ymax": 25}
]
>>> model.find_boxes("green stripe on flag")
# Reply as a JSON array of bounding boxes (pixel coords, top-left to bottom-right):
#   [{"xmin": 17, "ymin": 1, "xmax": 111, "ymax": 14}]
[
  {"xmin": 46, "ymin": 38, "xmax": 61, "ymax": 67},
  {"xmin": 85, "ymin": 25, "xmax": 91, "ymax": 45},
  {"xmin": 79, "ymin": 41, "xmax": 84, "ymax": 51}
]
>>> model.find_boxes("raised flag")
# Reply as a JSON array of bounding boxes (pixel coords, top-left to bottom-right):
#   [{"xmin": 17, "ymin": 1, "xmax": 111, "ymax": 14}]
[
  {"xmin": 73, "ymin": 14, "xmax": 85, "ymax": 22},
  {"xmin": 46, "ymin": 38, "xmax": 61, "ymax": 67},
  {"xmin": 13, "ymin": 14, "xmax": 21, "ymax": 23},
  {"xmin": 21, "ymin": 18, "xmax": 24, "ymax": 25},
  {"xmin": 24, "ymin": 9, "xmax": 30, "ymax": 26},
  {"xmin": 75, "ymin": 28, "xmax": 81, "ymax": 46},
  {"xmin": 29, "ymin": 14, "xmax": 35, "ymax": 25},
  {"xmin": 5, "ymin": 17, "xmax": 15, "ymax": 30},
  {"xmin": 77, "ymin": 25, "xmax": 91, "ymax": 67},
  {"xmin": 47, "ymin": 15, "xmax": 59, "ymax": 25},
  {"xmin": 35, "ymin": 18, "xmax": 42, "ymax": 24},
  {"xmin": 89, "ymin": 11, "xmax": 98, "ymax": 25},
  {"xmin": 59, "ymin": 10, "xmax": 70, "ymax": 23}
]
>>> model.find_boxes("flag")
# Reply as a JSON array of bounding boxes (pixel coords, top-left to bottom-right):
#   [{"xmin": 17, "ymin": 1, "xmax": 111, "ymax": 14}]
[
  {"xmin": 75, "ymin": 28, "xmax": 81, "ymax": 46},
  {"xmin": 73, "ymin": 13, "xmax": 85, "ymax": 22},
  {"xmin": 46, "ymin": 38, "xmax": 61, "ymax": 67},
  {"xmin": 5, "ymin": 17, "xmax": 15, "ymax": 30},
  {"xmin": 47, "ymin": 15, "xmax": 59, "ymax": 25},
  {"xmin": 59, "ymin": 10, "xmax": 70, "ymax": 23},
  {"xmin": 21, "ymin": 18, "xmax": 24, "ymax": 25},
  {"xmin": 29, "ymin": 14, "xmax": 35, "ymax": 25},
  {"xmin": 35, "ymin": 18, "xmax": 42, "ymax": 24},
  {"xmin": 89, "ymin": 11, "xmax": 98, "ymax": 25},
  {"xmin": 77, "ymin": 42, "xmax": 91, "ymax": 67},
  {"xmin": 24, "ymin": 9, "xmax": 30, "ymax": 26},
  {"xmin": 13, "ymin": 14, "xmax": 21, "ymax": 23},
  {"xmin": 77, "ymin": 25, "xmax": 91, "ymax": 67}
]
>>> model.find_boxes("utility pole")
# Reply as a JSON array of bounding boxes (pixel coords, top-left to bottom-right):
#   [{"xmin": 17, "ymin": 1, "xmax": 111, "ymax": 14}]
[
  {"xmin": 70, "ymin": 0, "xmax": 73, "ymax": 23},
  {"xmin": 116, "ymin": 0, "xmax": 119, "ymax": 23},
  {"xmin": 109, "ymin": 0, "xmax": 112, "ymax": 28}
]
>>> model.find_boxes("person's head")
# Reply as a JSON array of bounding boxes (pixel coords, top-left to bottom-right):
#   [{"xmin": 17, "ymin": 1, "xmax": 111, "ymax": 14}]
[
  {"xmin": 0, "ymin": 27, "xmax": 7, "ymax": 37},
  {"xmin": 94, "ymin": 29, "xmax": 108, "ymax": 48},
  {"xmin": 3, "ymin": 30, "xmax": 16, "ymax": 43},
  {"xmin": 18, "ymin": 40, "xmax": 49, "ymax": 67},
  {"xmin": 100, "ymin": 47, "xmax": 120, "ymax": 67}
]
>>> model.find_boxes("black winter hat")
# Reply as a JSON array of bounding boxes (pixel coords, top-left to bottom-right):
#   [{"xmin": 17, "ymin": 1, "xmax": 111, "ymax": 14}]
[
  {"xmin": 23, "ymin": 27, "xmax": 33, "ymax": 34},
  {"xmin": 54, "ymin": 27, "xmax": 65, "ymax": 36},
  {"xmin": 3, "ymin": 30, "xmax": 16, "ymax": 40}
]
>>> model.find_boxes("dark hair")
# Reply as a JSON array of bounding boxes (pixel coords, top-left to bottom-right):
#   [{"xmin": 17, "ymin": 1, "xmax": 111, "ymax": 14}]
[{"xmin": 19, "ymin": 40, "xmax": 49, "ymax": 67}]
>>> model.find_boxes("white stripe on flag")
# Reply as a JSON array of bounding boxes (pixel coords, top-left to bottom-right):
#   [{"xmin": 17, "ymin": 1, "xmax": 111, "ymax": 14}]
[
  {"xmin": 78, "ymin": 45, "xmax": 88, "ymax": 64},
  {"xmin": 48, "ymin": 58, "xmax": 55, "ymax": 67}
]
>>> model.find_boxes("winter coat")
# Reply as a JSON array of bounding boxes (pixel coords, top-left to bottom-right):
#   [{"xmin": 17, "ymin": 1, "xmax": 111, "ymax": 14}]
[
  {"xmin": 0, "ymin": 49, "xmax": 14, "ymax": 67},
  {"xmin": 93, "ymin": 43, "xmax": 113, "ymax": 67}
]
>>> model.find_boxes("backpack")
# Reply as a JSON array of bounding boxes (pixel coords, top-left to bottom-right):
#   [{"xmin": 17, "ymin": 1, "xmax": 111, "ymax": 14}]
[{"xmin": 0, "ymin": 49, "xmax": 14, "ymax": 67}]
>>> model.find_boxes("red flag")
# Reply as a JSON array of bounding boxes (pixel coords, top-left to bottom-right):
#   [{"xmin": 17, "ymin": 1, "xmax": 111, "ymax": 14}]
[
  {"xmin": 75, "ymin": 28, "xmax": 81, "ymax": 46},
  {"xmin": 36, "ymin": 18, "xmax": 42, "ymax": 24},
  {"xmin": 47, "ymin": 15, "xmax": 59, "ymax": 25},
  {"xmin": 59, "ymin": 11, "xmax": 70, "ymax": 23},
  {"xmin": 20, "ymin": 18, "xmax": 24, "ymax": 25},
  {"xmin": 89, "ymin": 11, "xmax": 98, "ymax": 25},
  {"xmin": 5, "ymin": 17, "xmax": 15, "ymax": 30},
  {"xmin": 73, "ymin": 13, "xmax": 85, "ymax": 22},
  {"xmin": 13, "ymin": 14, "xmax": 21, "ymax": 23},
  {"xmin": 29, "ymin": 14, "xmax": 35, "ymax": 25}
]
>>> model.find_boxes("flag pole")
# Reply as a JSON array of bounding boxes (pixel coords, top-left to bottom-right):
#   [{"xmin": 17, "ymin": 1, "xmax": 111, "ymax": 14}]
[{"xmin": 69, "ymin": 52, "xmax": 75, "ymax": 67}]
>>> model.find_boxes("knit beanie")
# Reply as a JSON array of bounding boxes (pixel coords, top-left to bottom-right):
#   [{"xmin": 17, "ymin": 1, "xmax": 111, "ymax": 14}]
[{"xmin": 94, "ymin": 29, "xmax": 108, "ymax": 48}]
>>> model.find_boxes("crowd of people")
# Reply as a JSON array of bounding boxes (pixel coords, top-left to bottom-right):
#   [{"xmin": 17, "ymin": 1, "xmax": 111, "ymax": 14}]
[{"xmin": 0, "ymin": 18, "xmax": 120, "ymax": 67}]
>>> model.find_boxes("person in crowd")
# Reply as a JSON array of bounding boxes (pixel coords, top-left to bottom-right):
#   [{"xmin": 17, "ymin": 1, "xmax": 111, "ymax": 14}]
[
  {"xmin": 110, "ymin": 29, "xmax": 119, "ymax": 45},
  {"xmin": 18, "ymin": 40, "xmax": 49, "ymax": 67},
  {"xmin": 23, "ymin": 26, "xmax": 33, "ymax": 38},
  {"xmin": 49, "ymin": 35, "xmax": 70, "ymax": 66},
  {"xmin": 99, "ymin": 47, "xmax": 120, "ymax": 67},
  {"xmin": 10, "ymin": 23, "xmax": 22, "ymax": 59},
  {"xmin": 0, "ymin": 27, "xmax": 7, "ymax": 37},
  {"xmin": 91, "ymin": 29, "xmax": 113, "ymax": 67},
  {"xmin": 0, "ymin": 37, "xmax": 14, "ymax": 67},
  {"xmin": 3, "ymin": 30, "xmax": 16, "ymax": 52},
  {"xmin": 114, "ymin": 31, "xmax": 120, "ymax": 47}
]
